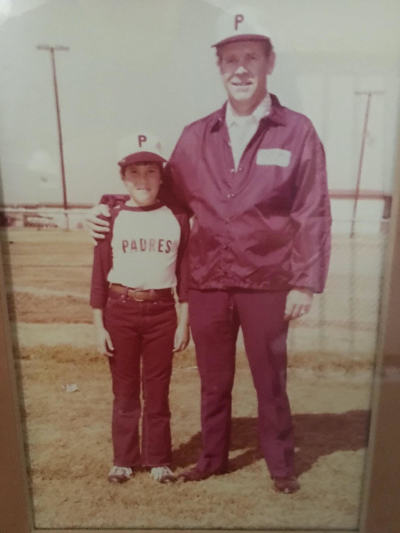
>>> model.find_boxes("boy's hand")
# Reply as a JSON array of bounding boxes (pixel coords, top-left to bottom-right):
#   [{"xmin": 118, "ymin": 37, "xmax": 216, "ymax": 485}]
[
  {"xmin": 84, "ymin": 204, "xmax": 111, "ymax": 242},
  {"xmin": 173, "ymin": 324, "xmax": 190, "ymax": 352},
  {"xmin": 95, "ymin": 325, "xmax": 114, "ymax": 357}
]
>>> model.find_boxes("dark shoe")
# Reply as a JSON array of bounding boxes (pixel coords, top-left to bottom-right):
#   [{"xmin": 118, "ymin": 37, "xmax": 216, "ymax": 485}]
[
  {"xmin": 273, "ymin": 476, "xmax": 300, "ymax": 494},
  {"xmin": 178, "ymin": 466, "xmax": 226, "ymax": 482}
]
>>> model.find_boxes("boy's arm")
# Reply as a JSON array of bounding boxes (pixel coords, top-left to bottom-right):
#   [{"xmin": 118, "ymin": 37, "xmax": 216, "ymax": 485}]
[
  {"xmin": 173, "ymin": 210, "xmax": 191, "ymax": 352},
  {"xmin": 173, "ymin": 302, "xmax": 189, "ymax": 352},
  {"xmin": 174, "ymin": 211, "xmax": 190, "ymax": 303},
  {"xmin": 93, "ymin": 308, "xmax": 114, "ymax": 357},
  {"xmin": 90, "ymin": 212, "xmax": 114, "ymax": 356},
  {"xmin": 90, "ymin": 234, "xmax": 112, "ymax": 309}
]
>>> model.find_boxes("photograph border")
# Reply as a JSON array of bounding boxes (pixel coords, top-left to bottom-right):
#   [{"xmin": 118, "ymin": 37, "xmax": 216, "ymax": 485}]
[{"xmin": 1, "ymin": 3, "xmax": 400, "ymax": 529}]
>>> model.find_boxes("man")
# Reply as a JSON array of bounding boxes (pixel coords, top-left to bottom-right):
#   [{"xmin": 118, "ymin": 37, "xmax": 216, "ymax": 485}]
[{"xmin": 87, "ymin": 13, "xmax": 331, "ymax": 493}]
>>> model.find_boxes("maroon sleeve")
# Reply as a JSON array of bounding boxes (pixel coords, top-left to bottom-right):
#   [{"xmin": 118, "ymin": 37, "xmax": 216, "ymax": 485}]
[
  {"xmin": 289, "ymin": 123, "xmax": 332, "ymax": 293},
  {"xmin": 173, "ymin": 209, "xmax": 190, "ymax": 302},
  {"xmin": 90, "ymin": 214, "xmax": 114, "ymax": 308}
]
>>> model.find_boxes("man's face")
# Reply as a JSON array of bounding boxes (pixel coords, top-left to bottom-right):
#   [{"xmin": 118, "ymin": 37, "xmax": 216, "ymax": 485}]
[
  {"xmin": 122, "ymin": 162, "xmax": 162, "ymax": 207},
  {"xmin": 218, "ymin": 40, "xmax": 274, "ymax": 109}
]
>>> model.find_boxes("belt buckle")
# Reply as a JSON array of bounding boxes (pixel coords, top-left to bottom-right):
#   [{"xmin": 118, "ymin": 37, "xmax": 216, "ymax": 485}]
[{"xmin": 130, "ymin": 289, "xmax": 145, "ymax": 302}]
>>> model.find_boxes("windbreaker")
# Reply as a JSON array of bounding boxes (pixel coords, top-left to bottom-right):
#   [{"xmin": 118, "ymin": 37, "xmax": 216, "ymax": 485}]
[{"xmin": 166, "ymin": 94, "xmax": 332, "ymax": 293}]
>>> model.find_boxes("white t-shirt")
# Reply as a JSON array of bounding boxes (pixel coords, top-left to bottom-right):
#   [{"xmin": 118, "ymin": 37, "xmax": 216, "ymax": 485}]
[{"xmin": 107, "ymin": 204, "xmax": 181, "ymax": 290}]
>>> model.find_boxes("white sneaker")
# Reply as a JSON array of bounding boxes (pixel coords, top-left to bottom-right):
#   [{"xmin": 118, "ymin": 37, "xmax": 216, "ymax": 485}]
[
  {"xmin": 150, "ymin": 466, "xmax": 176, "ymax": 483},
  {"xmin": 108, "ymin": 465, "xmax": 133, "ymax": 483}
]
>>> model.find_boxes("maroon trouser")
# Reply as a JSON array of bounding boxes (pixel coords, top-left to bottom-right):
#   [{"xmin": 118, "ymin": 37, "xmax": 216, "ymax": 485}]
[
  {"xmin": 188, "ymin": 289, "xmax": 294, "ymax": 479},
  {"xmin": 104, "ymin": 292, "xmax": 177, "ymax": 467}
]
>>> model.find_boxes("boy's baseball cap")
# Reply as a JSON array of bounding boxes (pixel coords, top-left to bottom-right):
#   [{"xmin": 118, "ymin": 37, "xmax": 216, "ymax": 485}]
[
  {"xmin": 212, "ymin": 9, "xmax": 272, "ymax": 49},
  {"xmin": 117, "ymin": 133, "xmax": 166, "ymax": 169}
]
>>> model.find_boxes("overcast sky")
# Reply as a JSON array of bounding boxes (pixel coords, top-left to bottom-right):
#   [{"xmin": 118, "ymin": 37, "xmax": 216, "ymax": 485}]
[{"xmin": 1, "ymin": 0, "xmax": 400, "ymax": 206}]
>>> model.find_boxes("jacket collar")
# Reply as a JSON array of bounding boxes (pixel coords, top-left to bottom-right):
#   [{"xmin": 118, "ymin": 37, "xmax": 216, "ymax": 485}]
[{"xmin": 210, "ymin": 93, "xmax": 287, "ymax": 132}]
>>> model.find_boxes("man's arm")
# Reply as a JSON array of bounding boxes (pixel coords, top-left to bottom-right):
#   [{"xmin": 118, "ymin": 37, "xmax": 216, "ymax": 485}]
[{"xmin": 285, "ymin": 123, "xmax": 332, "ymax": 320}]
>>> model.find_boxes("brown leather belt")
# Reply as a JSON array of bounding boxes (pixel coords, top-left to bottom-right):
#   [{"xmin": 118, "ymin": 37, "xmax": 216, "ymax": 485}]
[{"xmin": 109, "ymin": 283, "xmax": 173, "ymax": 302}]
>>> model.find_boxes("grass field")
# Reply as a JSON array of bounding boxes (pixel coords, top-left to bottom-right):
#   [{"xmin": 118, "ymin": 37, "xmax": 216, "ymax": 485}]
[{"xmin": 1, "ymin": 228, "xmax": 385, "ymax": 530}]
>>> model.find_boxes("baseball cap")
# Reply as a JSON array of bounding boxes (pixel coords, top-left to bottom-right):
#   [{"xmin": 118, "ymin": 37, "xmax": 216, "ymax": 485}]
[
  {"xmin": 117, "ymin": 133, "xmax": 166, "ymax": 169},
  {"xmin": 212, "ymin": 9, "xmax": 272, "ymax": 49}
]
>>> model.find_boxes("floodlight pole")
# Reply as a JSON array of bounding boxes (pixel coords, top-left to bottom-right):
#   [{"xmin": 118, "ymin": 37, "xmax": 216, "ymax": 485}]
[
  {"xmin": 37, "ymin": 44, "xmax": 70, "ymax": 229},
  {"xmin": 351, "ymin": 90, "xmax": 384, "ymax": 238}
]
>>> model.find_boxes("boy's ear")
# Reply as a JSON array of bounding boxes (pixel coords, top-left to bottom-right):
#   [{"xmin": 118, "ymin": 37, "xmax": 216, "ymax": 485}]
[{"xmin": 119, "ymin": 168, "xmax": 125, "ymax": 180}]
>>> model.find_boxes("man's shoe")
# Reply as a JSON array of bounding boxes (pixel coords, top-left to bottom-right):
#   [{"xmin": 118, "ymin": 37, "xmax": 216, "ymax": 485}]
[
  {"xmin": 273, "ymin": 476, "xmax": 300, "ymax": 494},
  {"xmin": 150, "ymin": 466, "xmax": 176, "ymax": 483},
  {"xmin": 108, "ymin": 465, "xmax": 133, "ymax": 483},
  {"xmin": 178, "ymin": 466, "xmax": 226, "ymax": 482}
]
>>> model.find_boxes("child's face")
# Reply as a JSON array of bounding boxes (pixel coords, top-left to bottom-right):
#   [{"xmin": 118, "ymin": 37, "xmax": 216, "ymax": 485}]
[{"xmin": 122, "ymin": 162, "xmax": 162, "ymax": 207}]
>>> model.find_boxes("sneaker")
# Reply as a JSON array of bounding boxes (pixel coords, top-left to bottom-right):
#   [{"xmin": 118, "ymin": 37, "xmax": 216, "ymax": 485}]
[
  {"xmin": 150, "ymin": 466, "xmax": 176, "ymax": 483},
  {"xmin": 108, "ymin": 465, "xmax": 133, "ymax": 483}
]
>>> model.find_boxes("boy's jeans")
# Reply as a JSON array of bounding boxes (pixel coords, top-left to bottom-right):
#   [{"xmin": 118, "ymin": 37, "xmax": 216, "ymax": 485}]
[{"xmin": 104, "ymin": 292, "xmax": 177, "ymax": 467}]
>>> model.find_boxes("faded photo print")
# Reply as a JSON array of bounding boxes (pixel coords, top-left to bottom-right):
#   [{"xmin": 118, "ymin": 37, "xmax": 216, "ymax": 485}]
[{"xmin": 0, "ymin": 0, "xmax": 399, "ymax": 529}]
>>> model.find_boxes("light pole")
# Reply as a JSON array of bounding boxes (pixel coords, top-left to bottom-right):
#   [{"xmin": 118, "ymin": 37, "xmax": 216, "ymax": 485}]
[
  {"xmin": 37, "ymin": 44, "xmax": 70, "ymax": 229},
  {"xmin": 351, "ymin": 90, "xmax": 384, "ymax": 238}
]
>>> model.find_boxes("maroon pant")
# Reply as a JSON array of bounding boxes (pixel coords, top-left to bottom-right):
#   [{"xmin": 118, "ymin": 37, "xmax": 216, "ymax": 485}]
[
  {"xmin": 104, "ymin": 292, "xmax": 177, "ymax": 467},
  {"xmin": 188, "ymin": 289, "xmax": 294, "ymax": 479}
]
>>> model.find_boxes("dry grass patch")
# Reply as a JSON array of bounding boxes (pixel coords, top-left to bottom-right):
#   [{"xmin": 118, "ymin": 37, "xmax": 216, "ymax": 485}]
[
  {"xmin": 7, "ymin": 292, "xmax": 92, "ymax": 323},
  {"xmin": 15, "ymin": 343, "xmax": 371, "ymax": 529}
]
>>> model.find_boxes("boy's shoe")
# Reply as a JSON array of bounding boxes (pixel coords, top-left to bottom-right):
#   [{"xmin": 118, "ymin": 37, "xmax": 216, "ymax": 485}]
[
  {"xmin": 108, "ymin": 465, "xmax": 133, "ymax": 483},
  {"xmin": 273, "ymin": 476, "xmax": 300, "ymax": 494},
  {"xmin": 150, "ymin": 466, "xmax": 176, "ymax": 483}
]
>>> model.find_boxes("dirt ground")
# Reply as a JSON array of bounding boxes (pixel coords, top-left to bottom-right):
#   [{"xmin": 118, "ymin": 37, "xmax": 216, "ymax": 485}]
[{"xmin": 1, "ymin": 228, "xmax": 384, "ymax": 530}]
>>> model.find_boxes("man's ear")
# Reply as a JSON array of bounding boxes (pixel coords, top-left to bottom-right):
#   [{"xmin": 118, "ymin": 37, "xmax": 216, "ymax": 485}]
[
  {"xmin": 119, "ymin": 169, "xmax": 125, "ymax": 180},
  {"xmin": 267, "ymin": 50, "xmax": 276, "ymax": 75}
]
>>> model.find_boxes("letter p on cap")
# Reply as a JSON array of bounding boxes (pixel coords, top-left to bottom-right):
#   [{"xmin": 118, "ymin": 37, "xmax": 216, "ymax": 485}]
[
  {"xmin": 138, "ymin": 134, "xmax": 147, "ymax": 148},
  {"xmin": 234, "ymin": 13, "xmax": 244, "ymax": 31}
]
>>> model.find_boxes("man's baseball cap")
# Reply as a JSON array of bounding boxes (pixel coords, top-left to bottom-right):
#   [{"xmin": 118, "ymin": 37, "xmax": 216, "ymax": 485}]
[
  {"xmin": 212, "ymin": 10, "xmax": 272, "ymax": 49},
  {"xmin": 117, "ymin": 133, "xmax": 166, "ymax": 169}
]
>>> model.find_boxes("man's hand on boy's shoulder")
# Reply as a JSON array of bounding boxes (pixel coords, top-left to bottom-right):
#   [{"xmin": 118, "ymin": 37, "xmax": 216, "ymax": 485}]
[
  {"xmin": 84, "ymin": 203, "xmax": 111, "ymax": 242},
  {"xmin": 85, "ymin": 194, "xmax": 130, "ymax": 242}
]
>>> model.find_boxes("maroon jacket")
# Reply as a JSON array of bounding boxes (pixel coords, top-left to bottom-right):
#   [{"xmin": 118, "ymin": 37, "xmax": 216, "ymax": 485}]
[{"xmin": 166, "ymin": 94, "xmax": 331, "ymax": 293}]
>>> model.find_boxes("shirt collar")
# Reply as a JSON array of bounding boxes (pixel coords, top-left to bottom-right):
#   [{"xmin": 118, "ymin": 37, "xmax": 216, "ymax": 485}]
[{"xmin": 225, "ymin": 93, "xmax": 271, "ymax": 128}]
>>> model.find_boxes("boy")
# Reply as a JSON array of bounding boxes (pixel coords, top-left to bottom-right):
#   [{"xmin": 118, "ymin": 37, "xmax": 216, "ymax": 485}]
[{"xmin": 90, "ymin": 135, "xmax": 190, "ymax": 484}]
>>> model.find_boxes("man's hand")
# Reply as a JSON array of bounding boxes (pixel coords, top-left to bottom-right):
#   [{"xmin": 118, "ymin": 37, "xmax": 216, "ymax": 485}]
[
  {"xmin": 84, "ymin": 204, "xmax": 111, "ymax": 242},
  {"xmin": 284, "ymin": 288, "xmax": 313, "ymax": 321}
]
